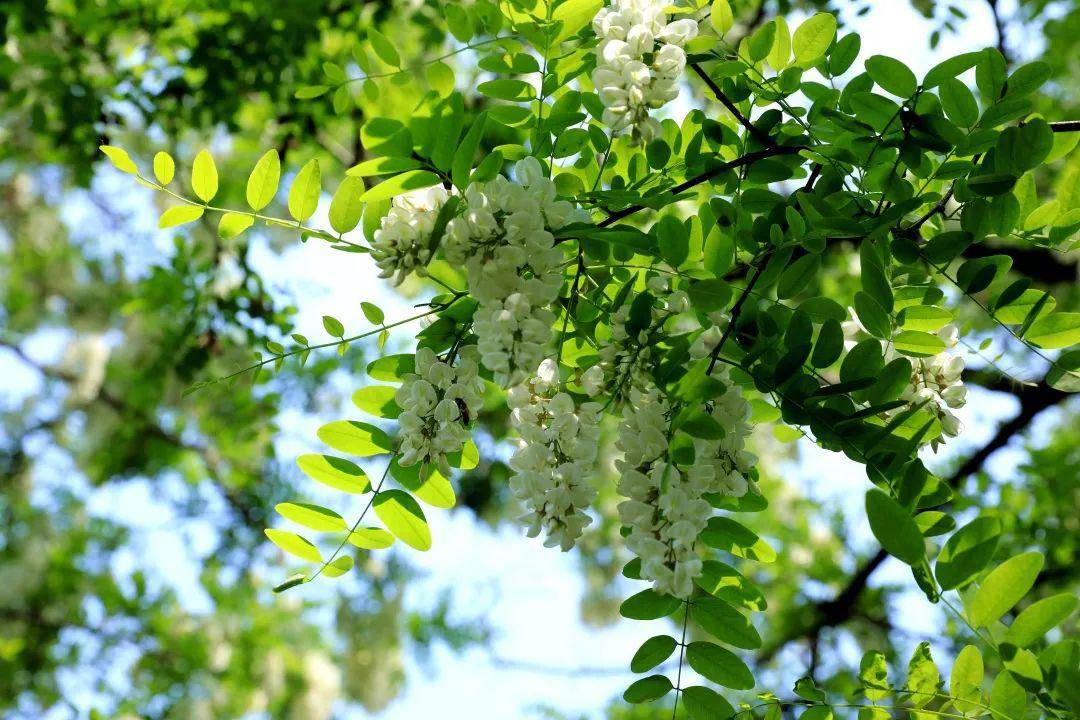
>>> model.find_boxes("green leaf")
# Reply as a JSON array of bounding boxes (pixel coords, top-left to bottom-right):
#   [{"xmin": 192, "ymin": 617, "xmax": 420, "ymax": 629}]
[
  {"xmin": 794, "ymin": 677, "xmax": 827, "ymax": 702},
  {"xmin": 477, "ymin": 79, "xmax": 534, "ymax": 101},
  {"xmin": 288, "ymin": 159, "xmax": 321, "ymax": 222},
  {"xmin": 899, "ymin": 305, "xmax": 953, "ymax": 332},
  {"xmin": 657, "ymin": 215, "xmax": 689, "ymax": 267},
  {"xmin": 551, "ymin": 0, "xmax": 602, "ymax": 42},
  {"xmin": 792, "ymin": 13, "xmax": 837, "ymax": 67},
  {"xmin": 368, "ymin": 353, "xmax": 415, "ymax": 381},
  {"xmin": 360, "ymin": 170, "xmax": 442, "ymax": 203},
  {"xmin": 936, "ymin": 516, "xmax": 1001, "ymax": 590},
  {"xmin": 950, "ymin": 645, "xmax": 984, "ymax": 715},
  {"xmin": 700, "ymin": 517, "xmax": 777, "ymax": 562},
  {"xmin": 348, "ymin": 527, "xmax": 396, "ymax": 550},
  {"xmin": 294, "ymin": 85, "xmax": 330, "ymax": 99},
  {"xmin": 246, "ymin": 150, "xmax": 281, "ymax": 211},
  {"xmin": 865, "ymin": 489, "xmax": 925, "ymax": 565},
  {"xmin": 968, "ymin": 173, "xmax": 1017, "ymax": 197},
  {"xmin": 296, "ymin": 454, "xmax": 370, "ymax": 494},
  {"xmin": 994, "ymin": 289, "xmax": 1055, "ymax": 325},
  {"xmin": 893, "ymin": 330, "xmax": 946, "ymax": 358},
  {"xmin": 905, "ymin": 642, "xmax": 940, "ymax": 708},
  {"xmin": 317, "ymin": 420, "xmax": 393, "ymax": 457},
  {"xmin": 1026, "ymin": 313, "xmax": 1080, "ymax": 350},
  {"xmin": 1004, "ymin": 593, "xmax": 1078, "ymax": 647},
  {"xmin": 777, "ymin": 254, "xmax": 820, "ymax": 299},
  {"xmin": 853, "ymin": 291, "xmax": 892, "ymax": 338},
  {"xmin": 367, "ymin": 28, "xmax": 400, "ymax": 66},
  {"xmin": 866, "ymin": 55, "xmax": 917, "ymax": 97},
  {"xmin": 860, "ymin": 650, "xmax": 890, "ymax": 701},
  {"xmin": 452, "ymin": 113, "xmax": 488, "ymax": 190},
  {"xmin": 692, "ymin": 596, "xmax": 762, "ymax": 649},
  {"xmin": 619, "ymin": 589, "xmax": 681, "ymax": 620},
  {"xmin": 840, "ymin": 338, "xmax": 885, "ymax": 382},
  {"xmin": 688, "ymin": 279, "xmax": 732, "ymax": 313},
  {"xmin": 264, "ymin": 528, "xmax": 323, "ymax": 563},
  {"xmin": 444, "ymin": 4, "xmax": 474, "ymax": 42},
  {"xmin": 940, "ymin": 78, "xmax": 979, "ymax": 127},
  {"xmin": 328, "ymin": 176, "xmax": 365, "ymax": 234},
  {"xmin": 322, "ymin": 315, "xmax": 345, "ymax": 337},
  {"xmin": 352, "ymin": 386, "xmax": 402, "ymax": 419},
  {"xmin": 811, "ymin": 319, "xmax": 844, "ymax": 368},
  {"xmin": 630, "ymin": 635, "xmax": 677, "ymax": 673},
  {"xmin": 686, "ymin": 641, "xmax": 754, "ymax": 690},
  {"xmin": 373, "ymin": 489, "xmax": 431, "ymax": 550},
  {"xmin": 391, "ymin": 460, "xmax": 457, "ymax": 509},
  {"xmin": 1004, "ymin": 61, "xmax": 1050, "ymax": 99},
  {"xmin": 153, "ymin": 151, "xmax": 175, "ymax": 185},
  {"xmin": 923, "ymin": 51, "xmax": 982, "ymax": 88},
  {"xmin": 989, "ymin": 669, "xmax": 1026, "ymax": 720},
  {"xmin": 766, "ymin": 16, "xmax": 791, "ymax": 70},
  {"xmin": 158, "ymin": 205, "xmax": 204, "ymax": 229},
  {"xmin": 322, "ymin": 555, "xmax": 353, "ymax": 578},
  {"xmin": 622, "ymin": 675, "xmax": 672, "ymax": 704},
  {"xmin": 347, "ymin": 156, "xmax": 424, "ymax": 177},
  {"xmin": 361, "ymin": 301, "xmax": 385, "ymax": 325},
  {"xmin": 828, "ymin": 33, "xmax": 861, "ymax": 76},
  {"xmin": 191, "ymin": 149, "xmax": 218, "ymax": 203},
  {"xmin": 710, "ymin": 0, "xmax": 734, "ymax": 35},
  {"xmin": 275, "ymin": 502, "xmax": 347, "ymax": 532},
  {"xmin": 968, "ymin": 551, "xmax": 1044, "ymax": 628},
  {"xmin": 695, "ymin": 560, "xmax": 767, "ymax": 612},
  {"xmin": 683, "ymin": 686, "xmax": 735, "ymax": 720},
  {"xmin": 218, "ymin": 212, "xmax": 254, "ymax": 240},
  {"xmin": 100, "ymin": 145, "xmax": 139, "ymax": 174}
]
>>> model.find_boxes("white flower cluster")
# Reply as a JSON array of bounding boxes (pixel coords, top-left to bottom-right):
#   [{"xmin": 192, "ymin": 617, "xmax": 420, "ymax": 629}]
[
  {"xmin": 598, "ymin": 277, "xmax": 689, "ymax": 398},
  {"xmin": 507, "ymin": 359, "xmax": 603, "ymax": 550},
  {"xmin": 444, "ymin": 157, "xmax": 587, "ymax": 385},
  {"xmin": 396, "ymin": 346, "xmax": 484, "ymax": 477},
  {"xmin": 693, "ymin": 376, "xmax": 757, "ymax": 497},
  {"xmin": 592, "ymin": 0, "xmax": 698, "ymax": 143},
  {"xmin": 899, "ymin": 324, "xmax": 967, "ymax": 443},
  {"xmin": 615, "ymin": 372, "xmax": 755, "ymax": 598},
  {"xmin": 843, "ymin": 313, "xmax": 967, "ymax": 444},
  {"xmin": 370, "ymin": 186, "xmax": 449, "ymax": 285}
]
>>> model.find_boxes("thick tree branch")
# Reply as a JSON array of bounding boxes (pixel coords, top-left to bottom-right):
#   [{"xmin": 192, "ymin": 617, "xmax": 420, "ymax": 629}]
[{"xmin": 757, "ymin": 370, "xmax": 1070, "ymax": 663}]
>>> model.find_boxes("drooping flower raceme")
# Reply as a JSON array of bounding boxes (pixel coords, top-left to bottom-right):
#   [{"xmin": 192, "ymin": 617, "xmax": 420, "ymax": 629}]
[
  {"xmin": 842, "ymin": 311, "xmax": 967, "ymax": 446},
  {"xmin": 395, "ymin": 346, "xmax": 484, "ymax": 478},
  {"xmin": 615, "ymin": 370, "xmax": 755, "ymax": 598},
  {"xmin": 444, "ymin": 157, "xmax": 587, "ymax": 385},
  {"xmin": 592, "ymin": 0, "xmax": 698, "ymax": 143},
  {"xmin": 370, "ymin": 186, "xmax": 449, "ymax": 285},
  {"xmin": 508, "ymin": 359, "xmax": 603, "ymax": 551}
]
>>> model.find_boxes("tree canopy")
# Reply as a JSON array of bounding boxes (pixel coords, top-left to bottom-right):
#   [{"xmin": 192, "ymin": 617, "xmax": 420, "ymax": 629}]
[{"xmin": 2, "ymin": 0, "xmax": 1079, "ymax": 718}]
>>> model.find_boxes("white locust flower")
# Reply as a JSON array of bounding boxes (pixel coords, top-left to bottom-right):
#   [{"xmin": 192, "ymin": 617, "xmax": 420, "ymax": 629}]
[
  {"xmin": 591, "ymin": 0, "xmax": 698, "ymax": 143},
  {"xmin": 508, "ymin": 359, "xmax": 603, "ymax": 550},
  {"xmin": 441, "ymin": 157, "xmax": 582, "ymax": 385},
  {"xmin": 395, "ymin": 346, "xmax": 484, "ymax": 477},
  {"xmin": 370, "ymin": 186, "xmax": 449, "ymax": 285}
]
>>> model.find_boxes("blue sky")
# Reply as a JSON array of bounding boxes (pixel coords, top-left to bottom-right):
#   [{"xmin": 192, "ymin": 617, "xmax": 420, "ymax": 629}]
[{"xmin": 1, "ymin": 1, "xmax": 1060, "ymax": 717}]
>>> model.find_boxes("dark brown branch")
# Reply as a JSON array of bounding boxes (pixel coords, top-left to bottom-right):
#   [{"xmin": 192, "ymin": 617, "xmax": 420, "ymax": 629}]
[
  {"xmin": 1050, "ymin": 121, "xmax": 1080, "ymax": 133},
  {"xmin": 985, "ymin": 0, "xmax": 1012, "ymax": 66},
  {"xmin": 690, "ymin": 62, "xmax": 775, "ymax": 147},
  {"xmin": 598, "ymin": 145, "xmax": 803, "ymax": 227}
]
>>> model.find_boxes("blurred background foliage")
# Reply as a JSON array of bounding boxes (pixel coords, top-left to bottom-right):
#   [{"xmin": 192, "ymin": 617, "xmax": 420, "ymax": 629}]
[{"xmin": 0, "ymin": 0, "xmax": 1077, "ymax": 718}]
